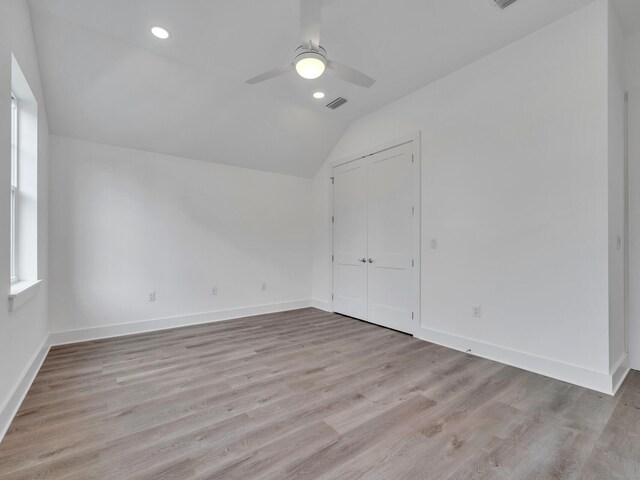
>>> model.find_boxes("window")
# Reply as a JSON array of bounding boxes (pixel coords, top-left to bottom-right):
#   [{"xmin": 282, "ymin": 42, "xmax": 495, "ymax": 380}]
[
  {"xmin": 8, "ymin": 54, "xmax": 41, "ymax": 311},
  {"xmin": 10, "ymin": 94, "xmax": 17, "ymax": 284}
]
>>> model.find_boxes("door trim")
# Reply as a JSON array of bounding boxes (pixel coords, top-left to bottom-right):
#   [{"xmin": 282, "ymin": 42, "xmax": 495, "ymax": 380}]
[
  {"xmin": 331, "ymin": 132, "xmax": 421, "ymax": 169},
  {"xmin": 330, "ymin": 131, "xmax": 421, "ymax": 335}
]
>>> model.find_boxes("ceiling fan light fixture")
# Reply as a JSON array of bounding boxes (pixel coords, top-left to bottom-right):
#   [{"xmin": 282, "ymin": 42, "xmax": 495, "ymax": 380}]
[{"xmin": 295, "ymin": 50, "xmax": 326, "ymax": 80}]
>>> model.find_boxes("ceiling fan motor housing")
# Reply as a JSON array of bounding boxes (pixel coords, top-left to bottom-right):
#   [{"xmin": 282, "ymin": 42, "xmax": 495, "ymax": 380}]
[{"xmin": 294, "ymin": 45, "xmax": 327, "ymax": 63}]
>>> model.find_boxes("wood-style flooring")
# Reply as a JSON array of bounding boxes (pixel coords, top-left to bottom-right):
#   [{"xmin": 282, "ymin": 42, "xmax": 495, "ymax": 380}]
[{"xmin": 0, "ymin": 308, "xmax": 639, "ymax": 479}]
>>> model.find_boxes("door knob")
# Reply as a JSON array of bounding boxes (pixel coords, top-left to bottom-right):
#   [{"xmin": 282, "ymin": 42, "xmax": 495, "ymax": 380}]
[
  {"xmin": 359, "ymin": 258, "xmax": 367, "ymax": 263},
  {"xmin": 368, "ymin": 258, "xmax": 374, "ymax": 263}
]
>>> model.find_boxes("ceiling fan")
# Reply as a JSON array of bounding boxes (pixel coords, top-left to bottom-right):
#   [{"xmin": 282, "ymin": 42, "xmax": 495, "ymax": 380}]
[{"xmin": 246, "ymin": 0, "xmax": 375, "ymax": 88}]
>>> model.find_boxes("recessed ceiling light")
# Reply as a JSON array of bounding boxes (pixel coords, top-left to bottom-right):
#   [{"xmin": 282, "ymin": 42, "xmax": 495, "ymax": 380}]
[
  {"xmin": 151, "ymin": 26, "xmax": 170, "ymax": 40},
  {"xmin": 313, "ymin": 91, "xmax": 325, "ymax": 99}
]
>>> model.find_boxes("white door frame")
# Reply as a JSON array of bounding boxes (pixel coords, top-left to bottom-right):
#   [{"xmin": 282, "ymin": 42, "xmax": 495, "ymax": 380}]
[{"xmin": 330, "ymin": 131, "xmax": 421, "ymax": 335}]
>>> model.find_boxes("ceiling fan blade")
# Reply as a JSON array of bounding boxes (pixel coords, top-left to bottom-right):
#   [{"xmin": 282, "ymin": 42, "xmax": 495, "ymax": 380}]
[
  {"xmin": 300, "ymin": 0, "xmax": 321, "ymax": 48},
  {"xmin": 326, "ymin": 60, "xmax": 376, "ymax": 88},
  {"xmin": 246, "ymin": 64, "xmax": 293, "ymax": 85}
]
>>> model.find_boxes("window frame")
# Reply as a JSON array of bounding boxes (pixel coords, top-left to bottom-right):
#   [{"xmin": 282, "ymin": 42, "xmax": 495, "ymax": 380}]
[{"xmin": 10, "ymin": 93, "xmax": 18, "ymax": 284}]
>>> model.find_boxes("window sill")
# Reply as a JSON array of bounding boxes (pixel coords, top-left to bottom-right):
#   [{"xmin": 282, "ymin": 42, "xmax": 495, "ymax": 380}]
[{"xmin": 9, "ymin": 279, "xmax": 42, "ymax": 312}]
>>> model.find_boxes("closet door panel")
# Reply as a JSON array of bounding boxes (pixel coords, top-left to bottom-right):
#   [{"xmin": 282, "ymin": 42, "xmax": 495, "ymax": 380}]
[
  {"xmin": 332, "ymin": 159, "xmax": 368, "ymax": 320},
  {"xmin": 368, "ymin": 144, "xmax": 415, "ymax": 333}
]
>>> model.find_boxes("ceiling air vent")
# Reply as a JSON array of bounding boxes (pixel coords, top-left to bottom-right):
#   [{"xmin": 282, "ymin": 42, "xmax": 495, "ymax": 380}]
[
  {"xmin": 326, "ymin": 97, "xmax": 348, "ymax": 110},
  {"xmin": 494, "ymin": 0, "xmax": 518, "ymax": 9}
]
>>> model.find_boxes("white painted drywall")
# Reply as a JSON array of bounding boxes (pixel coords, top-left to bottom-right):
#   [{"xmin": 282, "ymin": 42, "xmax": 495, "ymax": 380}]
[
  {"xmin": 49, "ymin": 136, "xmax": 312, "ymax": 334},
  {"xmin": 0, "ymin": 0, "xmax": 50, "ymax": 429},
  {"xmin": 627, "ymin": 27, "xmax": 640, "ymax": 369},
  {"xmin": 629, "ymin": 90, "xmax": 640, "ymax": 370},
  {"xmin": 313, "ymin": 1, "xmax": 621, "ymax": 388},
  {"xmin": 626, "ymin": 31, "xmax": 640, "ymax": 90},
  {"xmin": 607, "ymin": 1, "xmax": 627, "ymax": 370}
]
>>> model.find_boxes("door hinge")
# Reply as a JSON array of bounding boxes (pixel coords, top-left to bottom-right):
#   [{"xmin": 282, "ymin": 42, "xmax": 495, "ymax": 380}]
[
  {"xmin": 412, "ymin": 206, "xmax": 415, "ymax": 215},
  {"xmin": 331, "ymin": 255, "xmax": 334, "ymax": 262},
  {"xmin": 332, "ymin": 294, "xmax": 334, "ymax": 300},
  {"xmin": 412, "ymin": 312, "xmax": 414, "ymax": 319},
  {"xmin": 331, "ymin": 177, "xmax": 334, "ymax": 184},
  {"xmin": 332, "ymin": 216, "xmax": 334, "ymax": 223},
  {"xmin": 411, "ymin": 154, "xmax": 414, "ymax": 163},
  {"xmin": 412, "ymin": 259, "xmax": 415, "ymax": 267}
]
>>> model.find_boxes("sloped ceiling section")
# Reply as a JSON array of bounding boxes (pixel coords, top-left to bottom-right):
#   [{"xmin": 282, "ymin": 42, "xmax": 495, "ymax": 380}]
[
  {"xmin": 612, "ymin": 0, "xmax": 640, "ymax": 35},
  {"xmin": 29, "ymin": 0, "xmax": 595, "ymax": 177}
]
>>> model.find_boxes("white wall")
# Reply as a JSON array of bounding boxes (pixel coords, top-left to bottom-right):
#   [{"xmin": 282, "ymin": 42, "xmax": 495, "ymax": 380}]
[
  {"xmin": 49, "ymin": 136, "xmax": 312, "ymax": 336},
  {"xmin": 607, "ymin": 1, "xmax": 626, "ymax": 370},
  {"xmin": 313, "ymin": 0, "xmax": 624, "ymax": 392},
  {"xmin": 626, "ymin": 31, "xmax": 640, "ymax": 90},
  {"xmin": 627, "ymin": 28, "xmax": 640, "ymax": 370},
  {"xmin": 629, "ymin": 90, "xmax": 640, "ymax": 370},
  {"xmin": 0, "ymin": 0, "xmax": 50, "ymax": 434}
]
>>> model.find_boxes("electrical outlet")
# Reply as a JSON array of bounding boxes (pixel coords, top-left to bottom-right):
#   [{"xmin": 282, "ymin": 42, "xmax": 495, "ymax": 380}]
[
  {"xmin": 211, "ymin": 287, "xmax": 218, "ymax": 296},
  {"xmin": 430, "ymin": 238, "xmax": 438, "ymax": 249},
  {"xmin": 261, "ymin": 282, "xmax": 267, "ymax": 291},
  {"xmin": 149, "ymin": 292, "xmax": 156, "ymax": 302},
  {"xmin": 472, "ymin": 305, "xmax": 481, "ymax": 318}
]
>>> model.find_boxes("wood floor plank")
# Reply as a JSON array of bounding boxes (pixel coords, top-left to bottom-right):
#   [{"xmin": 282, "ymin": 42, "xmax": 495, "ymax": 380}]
[{"xmin": 0, "ymin": 307, "xmax": 637, "ymax": 480}]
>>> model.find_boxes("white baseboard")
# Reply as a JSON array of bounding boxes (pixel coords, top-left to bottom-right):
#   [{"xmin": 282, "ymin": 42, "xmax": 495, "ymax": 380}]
[
  {"xmin": 311, "ymin": 299, "xmax": 332, "ymax": 312},
  {"xmin": 415, "ymin": 326, "xmax": 625, "ymax": 396},
  {"xmin": 0, "ymin": 336, "xmax": 50, "ymax": 444},
  {"xmin": 49, "ymin": 299, "xmax": 312, "ymax": 346},
  {"xmin": 610, "ymin": 353, "xmax": 630, "ymax": 395}
]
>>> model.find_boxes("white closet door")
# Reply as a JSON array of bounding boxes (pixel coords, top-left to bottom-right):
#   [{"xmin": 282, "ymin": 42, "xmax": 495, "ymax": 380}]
[
  {"xmin": 367, "ymin": 143, "xmax": 416, "ymax": 333},
  {"xmin": 332, "ymin": 158, "xmax": 368, "ymax": 320}
]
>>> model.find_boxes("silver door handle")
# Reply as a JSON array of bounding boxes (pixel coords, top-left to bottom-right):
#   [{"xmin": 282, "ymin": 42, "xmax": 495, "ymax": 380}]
[
  {"xmin": 368, "ymin": 258, "xmax": 374, "ymax": 263},
  {"xmin": 359, "ymin": 258, "xmax": 367, "ymax": 263}
]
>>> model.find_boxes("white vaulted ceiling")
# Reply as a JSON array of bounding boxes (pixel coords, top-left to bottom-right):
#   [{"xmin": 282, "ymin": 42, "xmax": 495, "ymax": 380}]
[
  {"xmin": 612, "ymin": 0, "xmax": 640, "ymax": 35},
  {"xmin": 28, "ymin": 0, "xmax": 598, "ymax": 177}
]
